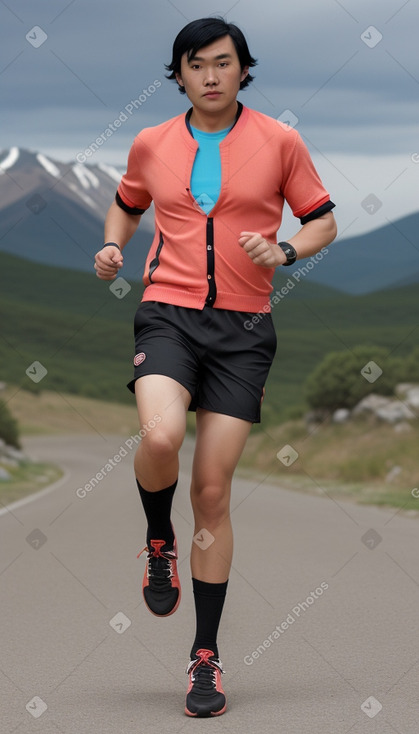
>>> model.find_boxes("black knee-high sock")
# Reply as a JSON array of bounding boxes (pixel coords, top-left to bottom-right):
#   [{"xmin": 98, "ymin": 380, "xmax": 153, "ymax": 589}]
[
  {"xmin": 136, "ymin": 479, "xmax": 177, "ymax": 551},
  {"xmin": 190, "ymin": 578, "xmax": 228, "ymax": 661}
]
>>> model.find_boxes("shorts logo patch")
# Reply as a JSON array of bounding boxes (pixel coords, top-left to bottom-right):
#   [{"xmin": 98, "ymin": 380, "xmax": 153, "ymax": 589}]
[{"xmin": 134, "ymin": 352, "xmax": 146, "ymax": 366}]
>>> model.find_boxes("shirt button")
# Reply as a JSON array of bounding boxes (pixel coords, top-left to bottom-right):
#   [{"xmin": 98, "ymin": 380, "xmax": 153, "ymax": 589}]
[{"xmin": 207, "ymin": 274, "xmax": 212, "ymax": 279}]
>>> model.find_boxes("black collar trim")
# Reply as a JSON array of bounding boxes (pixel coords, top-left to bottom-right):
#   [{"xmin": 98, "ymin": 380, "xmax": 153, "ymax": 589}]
[{"xmin": 185, "ymin": 101, "xmax": 243, "ymax": 137}]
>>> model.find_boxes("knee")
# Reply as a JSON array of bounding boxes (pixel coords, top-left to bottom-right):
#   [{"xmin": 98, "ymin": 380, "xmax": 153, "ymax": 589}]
[
  {"xmin": 191, "ymin": 483, "xmax": 230, "ymax": 525},
  {"xmin": 140, "ymin": 427, "xmax": 180, "ymax": 462}
]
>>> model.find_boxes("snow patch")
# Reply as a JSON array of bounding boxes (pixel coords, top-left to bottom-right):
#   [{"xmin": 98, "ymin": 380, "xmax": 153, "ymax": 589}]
[
  {"xmin": 36, "ymin": 153, "xmax": 61, "ymax": 178},
  {"xmin": 72, "ymin": 163, "xmax": 100, "ymax": 190},
  {"xmin": 98, "ymin": 163, "xmax": 122, "ymax": 184},
  {"xmin": 0, "ymin": 147, "xmax": 19, "ymax": 174},
  {"xmin": 67, "ymin": 182, "xmax": 97, "ymax": 209}
]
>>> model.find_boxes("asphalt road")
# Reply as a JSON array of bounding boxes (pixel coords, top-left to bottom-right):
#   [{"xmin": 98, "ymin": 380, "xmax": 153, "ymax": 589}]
[{"xmin": 1, "ymin": 433, "xmax": 418, "ymax": 734}]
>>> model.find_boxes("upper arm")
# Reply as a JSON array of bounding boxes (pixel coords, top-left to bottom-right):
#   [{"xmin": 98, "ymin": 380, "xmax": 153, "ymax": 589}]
[
  {"xmin": 300, "ymin": 210, "xmax": 337, "ymax": 242},
  {"xmin": 116, "ymin": 137, "xmax": 153, "ymax": 214},
  {"xmin": 281, "ymin": 131, "xmax": 335, "ymax": 223}
]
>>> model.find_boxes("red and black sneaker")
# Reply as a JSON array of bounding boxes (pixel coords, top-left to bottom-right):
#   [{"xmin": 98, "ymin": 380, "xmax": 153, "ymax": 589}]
[
  {"xmin": 185, "ymin": 648, "xmax": 226, "ymax": 717},
  {"xmin": 137, "ymin": 535, "xmax": 181, "ymax": 617}
]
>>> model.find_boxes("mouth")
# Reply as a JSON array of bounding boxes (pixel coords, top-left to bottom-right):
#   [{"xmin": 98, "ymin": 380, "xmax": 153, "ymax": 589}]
[{"xmin": 204, "ymin": 91, "xmax": 221, "ymax": 98}]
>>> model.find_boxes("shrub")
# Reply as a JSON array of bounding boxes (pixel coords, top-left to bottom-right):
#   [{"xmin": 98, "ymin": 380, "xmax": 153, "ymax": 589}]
[
  {"xmin": 403, "ymin": 346, "xmax": 419, "ymax": 382},
  {"xmin": 304, "ymin": 345, "xmax": 405, "ymax": 411},
  {"xmin": 0, "ymin": 399, "xmax": 20, "ymax": 448}
]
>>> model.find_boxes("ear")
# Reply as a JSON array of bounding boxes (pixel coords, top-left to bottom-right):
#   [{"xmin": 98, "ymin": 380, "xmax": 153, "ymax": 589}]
[
  {"xmin": 240, "ymin": 66, "xmax": 249, "ymax": 83},
  {"xmin": 175, "ymin": 72, "xmax": 184, "ymax": 87}
]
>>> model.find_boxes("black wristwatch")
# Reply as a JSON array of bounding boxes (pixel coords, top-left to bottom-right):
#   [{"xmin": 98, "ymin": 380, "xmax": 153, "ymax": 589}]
[
  {"xmin": 102, "ymin": 242, "xmax": 121, "ymax": 251},
  {"xmin": 277, "ymin": 241, "xmax": 297, "ymax": 266}
]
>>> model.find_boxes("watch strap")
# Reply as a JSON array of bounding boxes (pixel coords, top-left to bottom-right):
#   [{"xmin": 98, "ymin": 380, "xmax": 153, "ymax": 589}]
[{"xmin": 102, "ymin": 242, "xmax": 121, "ymax": 251}]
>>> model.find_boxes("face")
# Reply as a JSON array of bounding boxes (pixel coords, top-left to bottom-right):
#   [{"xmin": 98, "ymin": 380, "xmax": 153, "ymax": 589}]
[{"xmin": 175, "ymin": 35, "xmax": 249, "ymax": 112}]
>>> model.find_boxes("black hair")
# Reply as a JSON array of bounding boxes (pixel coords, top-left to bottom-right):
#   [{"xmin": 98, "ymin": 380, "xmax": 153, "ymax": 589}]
[{"xmin": 165, "ymin": 16, "xmax": 257, "ymax": 94}]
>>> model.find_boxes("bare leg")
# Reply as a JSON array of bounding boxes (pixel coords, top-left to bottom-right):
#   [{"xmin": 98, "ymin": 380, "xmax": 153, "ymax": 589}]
[
  {"xmin": 190, "ymin": 409, "xmax": 252, "ymax": 583},
  {"xmin": 134, "ymin": 375, "xmax": 191, "ymax": 492}
]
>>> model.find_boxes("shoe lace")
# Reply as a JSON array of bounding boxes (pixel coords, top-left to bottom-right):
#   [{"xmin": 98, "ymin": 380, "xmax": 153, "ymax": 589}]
[
  {"xmin": 186, "ymin": 649, "xmax": 224, "ymax": 691},
  {"xmin": 137, "ymin": 540, "xmax": 177, "ymax": 591}
]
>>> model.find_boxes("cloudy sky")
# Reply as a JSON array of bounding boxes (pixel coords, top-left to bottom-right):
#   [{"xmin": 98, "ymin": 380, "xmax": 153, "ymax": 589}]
[{"xmin": 1, "ymin": 0, "xmax": 418, "ymax": 238}]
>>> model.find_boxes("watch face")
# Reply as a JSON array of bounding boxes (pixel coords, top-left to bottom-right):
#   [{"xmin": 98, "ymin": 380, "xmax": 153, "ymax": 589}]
[{"xmin": 279, "ymin": 242, "xmax": 297, "ymax": 265}]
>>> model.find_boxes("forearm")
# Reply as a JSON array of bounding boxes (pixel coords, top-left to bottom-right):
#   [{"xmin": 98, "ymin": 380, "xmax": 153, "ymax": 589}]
[
  {"xmin": 104, "ymin": 200, "xmax": 142, "ymax": 250},
  {"xmin": 287, "ymin": 212, "xmax": 337, "ymax": 261},
  {"xmin": 239, "ymin": 212, "xmax": 337, "ymax": 268}
]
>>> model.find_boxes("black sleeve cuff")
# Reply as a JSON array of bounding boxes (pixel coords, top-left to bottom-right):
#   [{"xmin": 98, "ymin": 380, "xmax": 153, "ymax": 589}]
[
  {"xmin": 300, "ymin": 200, "xmax": 335, "ymax": 225},
  {"xmin": 115, "ymin": 190, "xmax": 146, "ymax": 215}
]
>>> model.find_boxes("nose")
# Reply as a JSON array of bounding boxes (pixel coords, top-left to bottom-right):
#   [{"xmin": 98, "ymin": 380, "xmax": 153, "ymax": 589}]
[{"xmin": 204, "ymin": 67, "xmax": 219, "ymax": 86}]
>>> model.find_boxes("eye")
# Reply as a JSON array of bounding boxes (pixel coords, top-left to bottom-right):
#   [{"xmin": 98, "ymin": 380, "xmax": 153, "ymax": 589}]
[
  {"xmin": 191, "ymin": 64, "xmax": 201, "ymax": 70},
  {"xmin": 219, "ymin": 62, "xmax": 228, "ymax": 68}
]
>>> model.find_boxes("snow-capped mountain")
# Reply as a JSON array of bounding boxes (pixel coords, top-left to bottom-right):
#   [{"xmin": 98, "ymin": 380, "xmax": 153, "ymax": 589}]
[{"xmin": 0, "ymin": 147, "xmax": 153, "ymax": 278}]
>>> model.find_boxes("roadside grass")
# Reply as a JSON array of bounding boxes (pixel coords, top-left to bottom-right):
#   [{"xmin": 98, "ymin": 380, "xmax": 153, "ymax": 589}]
[
  {"xmin": 2, "ymin": 385, "xmax": 139, "ymax": 437},
  {"xmin": 238, "ymin": 417, "xmax": 419, "ymax": 513},
  {"xmin": 0, "ymin": 461, "xmax": 63, "ymax": 507}
]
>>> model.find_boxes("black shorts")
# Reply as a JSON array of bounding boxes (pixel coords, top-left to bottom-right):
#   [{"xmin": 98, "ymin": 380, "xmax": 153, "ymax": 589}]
[{"xmin": 127, "ymin": 302, "xmax": 277, "ymax": 423}]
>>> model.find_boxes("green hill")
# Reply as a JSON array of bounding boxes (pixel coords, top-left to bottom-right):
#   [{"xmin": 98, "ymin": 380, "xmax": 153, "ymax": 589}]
[{"xmin": 2, "ymin": 253, "xmax": 418, "ymax": 424}]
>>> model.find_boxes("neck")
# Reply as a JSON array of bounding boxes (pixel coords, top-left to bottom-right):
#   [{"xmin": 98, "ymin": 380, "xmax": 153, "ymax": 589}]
[{"xmin": 189, "ymin": 100, "xmax": 238, "ymax": 132}]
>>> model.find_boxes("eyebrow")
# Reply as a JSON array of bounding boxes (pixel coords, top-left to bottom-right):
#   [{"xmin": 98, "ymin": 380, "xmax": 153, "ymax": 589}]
[{"xmin": 188, "ymin": 53, "xmax": 233, "ymax": 62}]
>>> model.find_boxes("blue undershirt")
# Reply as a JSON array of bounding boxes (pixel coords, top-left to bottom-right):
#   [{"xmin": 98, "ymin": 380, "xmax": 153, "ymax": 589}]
[{"xmin": 190, "ymin": 125, "xmax": 231, "ymax": 215}]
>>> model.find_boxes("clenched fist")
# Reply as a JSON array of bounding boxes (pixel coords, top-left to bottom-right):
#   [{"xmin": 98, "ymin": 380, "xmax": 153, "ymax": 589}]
[
  {"xmin": 238, "ymin": 231, "xmax": 286, "ymax": 268},
  {"xmin": 94, "ymin": 245, "xmax": 123, "ymax": 280}
]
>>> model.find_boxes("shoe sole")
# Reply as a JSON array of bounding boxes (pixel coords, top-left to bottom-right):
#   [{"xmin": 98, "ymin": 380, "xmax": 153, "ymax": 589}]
[{"xmin": 184, "ymin": 702, "xmax": 227, "ymax": 717}]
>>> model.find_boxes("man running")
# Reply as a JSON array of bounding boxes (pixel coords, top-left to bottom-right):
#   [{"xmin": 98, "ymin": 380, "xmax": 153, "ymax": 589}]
[{"xmin": 94, "ymin": 16, "xmax": 337, "ymax": 718}]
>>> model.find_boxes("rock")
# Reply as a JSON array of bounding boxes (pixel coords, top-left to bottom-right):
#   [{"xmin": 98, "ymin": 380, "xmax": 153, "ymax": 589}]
[
  {"xmin": 309, "ymin": 384, "xmax": 419, "ymax": 426},
  {"xmin": 5, "ymin": 447, "xmax": 26, "ymax": 462},
  {"xmin": 332, "ymin": 408, "xmax": 350, "ymax": 423},
  {"xmin": 394, "ymin": 421, "xmax": 413, "ymax": 433},
  {"xmin": 395, "ymin": 383, "xmax": 419, "ymax": 411},
  {"xmin": 404, "ymin": 388, "xmax": 419, "ymax": 412},
  {"xmin": 352, "ymin": 394, "xmax": 391, "ymax": 416},
  {"xmin": 395, "ymin": 383, "xmax": 417, "ymax": 397},
  {"xmin": 352, "ymin": 394, "xmax": 415, "ymax": 423},
  {"xmin": 385, "ymin": 465, "xmax": 402, "ymax": 483},
  {"xmin": 0, "ymin": 466, "xmax": 11, "ymax": 481},
  {"xmin": 376, "ymin": 400, "xmax": 415, "ymax": 423}
]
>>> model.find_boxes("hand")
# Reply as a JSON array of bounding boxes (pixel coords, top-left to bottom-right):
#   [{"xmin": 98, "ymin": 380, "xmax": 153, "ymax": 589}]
[
  {"xmin": 94, "ymin": 246, "xmax": 123, "ymax": 280},
  {"xmin": 238, "ymin": 231, "xmax": 286, "ymax": 268}
]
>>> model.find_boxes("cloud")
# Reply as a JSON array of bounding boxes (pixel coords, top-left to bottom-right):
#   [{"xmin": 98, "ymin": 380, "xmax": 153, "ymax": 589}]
[
  {"xmin": 1, "ymin": 0, "xmax": 416, "ymax": 234},
  {"xmin": 3, "ymin": 0, "xmax": 416, "ymax": 131}
]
